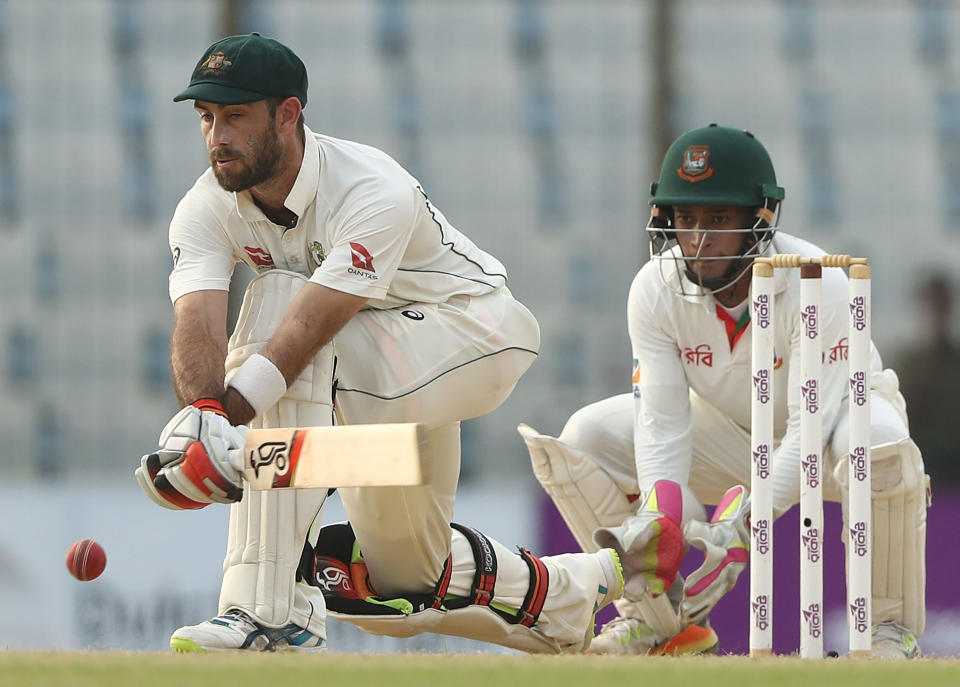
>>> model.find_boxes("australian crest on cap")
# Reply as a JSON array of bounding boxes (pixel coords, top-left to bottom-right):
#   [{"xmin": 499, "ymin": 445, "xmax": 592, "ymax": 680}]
[
  {"xmin": 678, "ymin": 145, "xmax": 714, "ymax": 182},
  {"xmin": 199, "ymin": 51, "xmax": 233, "ymax": 77}
]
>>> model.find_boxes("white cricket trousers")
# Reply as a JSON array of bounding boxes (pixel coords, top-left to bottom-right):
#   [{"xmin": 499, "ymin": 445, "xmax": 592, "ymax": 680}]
[
  {"xmin": 562, "ymin": 390, "xmax": 910, "ymax": 508},
  {"xmin": 330, "ymin": 287, "xmax": 605, "ymax": 644}
]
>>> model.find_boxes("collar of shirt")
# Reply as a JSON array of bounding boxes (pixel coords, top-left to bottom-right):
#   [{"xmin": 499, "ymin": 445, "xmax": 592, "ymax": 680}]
[{"xmin": 232, "ymin": 125, "xmax": 320, "ymax": 226}]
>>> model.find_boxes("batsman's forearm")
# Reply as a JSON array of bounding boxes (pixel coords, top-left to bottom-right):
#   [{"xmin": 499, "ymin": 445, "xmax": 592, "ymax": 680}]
[
  {"xmin": 169, "ymin": 318, "xmax": 228, "ymax": 407},
  {"xmin": 260, "ymin": 282, "xmax": 367, "ymax": 386}
]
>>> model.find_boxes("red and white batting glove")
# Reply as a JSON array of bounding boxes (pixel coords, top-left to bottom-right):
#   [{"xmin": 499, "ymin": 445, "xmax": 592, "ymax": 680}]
[
  {"xmin": 680, "ymin": 485, "xmax": 751, "ymax": 625},
  {"xmin": 135, "ymin": 399, "xmax": 247, "ymax": 510}
]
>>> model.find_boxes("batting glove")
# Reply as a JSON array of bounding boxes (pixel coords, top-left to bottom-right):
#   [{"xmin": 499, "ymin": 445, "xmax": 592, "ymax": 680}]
[
  {"xmin": 680, "ymin": 484, "xmax": 751, "ymax": 625},
  {"xmin": 135, "ymin": 399, "xmax": 247, "ymax": 510}
]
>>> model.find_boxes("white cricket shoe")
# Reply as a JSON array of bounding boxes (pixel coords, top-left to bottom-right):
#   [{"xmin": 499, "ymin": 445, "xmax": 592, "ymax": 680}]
[
  {"xmin": 170, "ymin": 608, "xmax": 326, "ymax": 653},
  {"xmin": 588, "ymin": 616, "xmax": 658, "ymax": 655},
  {"xmin": 871, "ymin": 621, "xmax": 920, "ymax": 659}
]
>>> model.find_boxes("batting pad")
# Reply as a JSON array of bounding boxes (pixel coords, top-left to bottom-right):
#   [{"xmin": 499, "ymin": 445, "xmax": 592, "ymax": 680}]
[{"xmin": 219, "ymin": 269, "xmax": 335, "ymax": 634}]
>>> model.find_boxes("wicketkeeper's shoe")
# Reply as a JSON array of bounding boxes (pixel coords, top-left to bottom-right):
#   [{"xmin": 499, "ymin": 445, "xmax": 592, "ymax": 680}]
[
  {"xmin": 870, "ymin": 621, "xmax": 920, "ymax": 659},
  {"xmin": 170, "ymin": 608, "xmax": 326, "ymax": 653},
  {"xmin": 649, "ymin": 622, "xmax": 719, "ymax": 656},
  {"xmin": 588, "ymin": 616, "xmax": 719, "ymax": 656}
]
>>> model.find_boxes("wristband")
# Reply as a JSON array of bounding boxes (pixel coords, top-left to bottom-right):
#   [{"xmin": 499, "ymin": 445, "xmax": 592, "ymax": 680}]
[
  {"xmin": 192, "ymin": 397, "xmax": 227, "ymax": 417},
  {"xmin": 227, "ymin": 353, "xmax": 288, "ymax": 417}
]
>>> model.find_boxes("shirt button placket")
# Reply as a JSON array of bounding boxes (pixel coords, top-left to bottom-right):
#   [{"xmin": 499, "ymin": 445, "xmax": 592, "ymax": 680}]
[{"xmin": 283, "ymin": 229, "xmax": 302, "ymax": 273}]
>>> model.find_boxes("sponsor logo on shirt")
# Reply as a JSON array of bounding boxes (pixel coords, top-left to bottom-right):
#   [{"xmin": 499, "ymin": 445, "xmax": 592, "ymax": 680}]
[
  {"xmin": 347, "ymin": 241, "xmax": 378, "ymax": 280},
  {"xmin": 632, "ymin": 358, "xmax": 640, "ymax": 398},
  {"xmin": 349, "ymin": 242, "xmax": 375, "ymax": 271},
  {"xmin": 244, "ymin": 245, "xmax": 275, "ymax": 268},
  {"xmin": 827, "ymin": 337, "xmax": 848, "ymax": 364},
  {"xmin": 681, "ymin": 343, "xmax": 713, "ymax": 366}
]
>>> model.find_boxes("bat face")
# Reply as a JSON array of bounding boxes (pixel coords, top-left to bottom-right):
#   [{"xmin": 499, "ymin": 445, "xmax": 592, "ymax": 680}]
[{"xmin": 242, "ymin": 424, "xmax": 424, "ymax": 490}]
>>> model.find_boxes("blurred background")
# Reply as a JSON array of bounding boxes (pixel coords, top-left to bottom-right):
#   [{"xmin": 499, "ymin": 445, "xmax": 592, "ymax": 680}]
[{"xmin": 0, "ymin": 0, "xmax": 958, "ymax": 655}]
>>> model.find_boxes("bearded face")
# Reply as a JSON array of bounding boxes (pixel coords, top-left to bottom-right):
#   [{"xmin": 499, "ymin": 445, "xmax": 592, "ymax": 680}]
[{"xmin": 208, "ymin": 120, "xmax": 284, "ymax": 192}]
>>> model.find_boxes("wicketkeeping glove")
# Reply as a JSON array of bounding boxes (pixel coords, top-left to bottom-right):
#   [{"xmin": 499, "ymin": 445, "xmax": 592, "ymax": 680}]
[
  {"xmin": 594, "ymin": 480, "xmax": 706, "ymax": 600},
  {"xmin": 680, "ymin": 484, "xmax": 751, "ymax": 625},
  {"xmin": 135, "ymin": 399, "xmax": 247, "ymax": 510}
]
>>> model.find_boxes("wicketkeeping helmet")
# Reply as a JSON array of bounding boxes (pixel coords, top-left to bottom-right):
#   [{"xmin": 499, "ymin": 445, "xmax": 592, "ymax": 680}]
[{"xmin": 646, "ymin": 124, "xmax": 786, "ymax": 295}]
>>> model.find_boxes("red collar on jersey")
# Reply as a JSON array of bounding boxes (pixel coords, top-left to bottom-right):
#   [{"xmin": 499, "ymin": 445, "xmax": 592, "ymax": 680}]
[{"xmin": 715, "ymin": 304, "xmax": 751, "ymax": 352}]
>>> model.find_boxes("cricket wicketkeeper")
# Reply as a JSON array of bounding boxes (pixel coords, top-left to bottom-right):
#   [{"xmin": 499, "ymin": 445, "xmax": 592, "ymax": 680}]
[{"xmin": 521, "ymin": 124, "xmax": 928, "ymax": 658}]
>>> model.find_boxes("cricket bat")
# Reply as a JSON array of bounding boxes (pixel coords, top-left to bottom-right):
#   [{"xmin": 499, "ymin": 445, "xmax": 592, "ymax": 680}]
[{"xmin": 242, "ymin": 423, "xmax": 425, "ymax": 490}]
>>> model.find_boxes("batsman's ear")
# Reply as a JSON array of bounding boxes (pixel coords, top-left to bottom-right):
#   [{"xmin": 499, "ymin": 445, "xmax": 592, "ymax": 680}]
[{"xmin": 276, "ymin": 96, "xmax": 302, "ymax": 131}]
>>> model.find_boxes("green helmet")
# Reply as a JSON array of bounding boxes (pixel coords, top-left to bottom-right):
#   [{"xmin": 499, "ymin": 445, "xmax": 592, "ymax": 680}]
[
  {"xmin": 650, "ymin": 124, "xmax": 784, "ymax": 208},
  {"xmin": 646, "ymin": 125, "xmax": 785, "ymax": 297}
]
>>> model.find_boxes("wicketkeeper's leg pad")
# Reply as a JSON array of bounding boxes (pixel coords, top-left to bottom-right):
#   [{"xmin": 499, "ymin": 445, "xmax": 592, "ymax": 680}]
[
  {"xmin": 519, "ymin": 422, "xmax": 637, "ymax": 553},
  {"xmin": 833, "ymin": 437, "xmax": 929, "ymax": 635}
]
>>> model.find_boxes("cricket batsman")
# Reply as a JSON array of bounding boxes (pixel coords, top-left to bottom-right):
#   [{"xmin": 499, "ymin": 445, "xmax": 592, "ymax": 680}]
[
  {"xmin": 520, "ymin": 124, "xmax": 928, "ymax": 658},
  {"xmin": 134, "ymin": 33, "xmax": 623, "ymax": 653}
]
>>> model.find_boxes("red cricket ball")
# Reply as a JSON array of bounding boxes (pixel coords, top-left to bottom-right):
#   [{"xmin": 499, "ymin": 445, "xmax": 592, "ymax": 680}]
[{"xmin": 65, "ymin": 539, "xmax": 107, "ymax": 581}]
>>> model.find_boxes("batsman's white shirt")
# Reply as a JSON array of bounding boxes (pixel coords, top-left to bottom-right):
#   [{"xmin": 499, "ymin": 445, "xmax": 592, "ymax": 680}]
[
  {"xmin": 167, "ymin": 125, "xmax": 540, "ymax": 423},
  {"xmin": 169, "ymin": 125, "xmax": 506, "ymax": 307},
  {"xmin": 629, "ymin": 232, "xmax": 904, "ymax": 513}
]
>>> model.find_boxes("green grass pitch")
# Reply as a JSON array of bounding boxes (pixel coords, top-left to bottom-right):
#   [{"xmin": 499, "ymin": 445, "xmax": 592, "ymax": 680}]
[{"xmin": 2, "ymin": 653, "xmax": 959, "ymax": 687}]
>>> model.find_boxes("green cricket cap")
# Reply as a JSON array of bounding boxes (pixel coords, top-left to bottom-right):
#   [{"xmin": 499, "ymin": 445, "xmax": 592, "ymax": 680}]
[{"xmin": 174, "ymin": 33, "xmax": 308, "ymax": 106}]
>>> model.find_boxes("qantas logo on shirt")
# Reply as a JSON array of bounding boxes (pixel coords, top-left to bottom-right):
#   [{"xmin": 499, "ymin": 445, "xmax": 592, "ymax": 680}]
[
  {"xmin": 349, "ymin": 242, "xmax": 375, "ymax": 271},
  {"xmin": 347, "ymin": 242, "xmax": 378, "ymax": 281},
  {"xmin": 244, "ymin": 246, "xmax": 275, "ymax": 268}
]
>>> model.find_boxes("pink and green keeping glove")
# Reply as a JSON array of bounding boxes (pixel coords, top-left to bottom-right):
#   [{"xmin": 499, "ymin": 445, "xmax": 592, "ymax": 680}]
[
  {"xmin": 681, "ymin": 484, "xmax": 751, "ymax": 625},
  {"xmin": 595, "ymin": 480, "xmax": 706, "ymax": 600}
]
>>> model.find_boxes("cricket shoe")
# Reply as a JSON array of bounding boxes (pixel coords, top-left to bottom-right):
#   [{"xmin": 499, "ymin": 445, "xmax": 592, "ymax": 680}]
[
  {"xmin": 170, "ymin": 608, "xmax": 326, "ymax": 653},
  {"xmin": 871, "ymin": 621, "xmax": 920, "ymax": 659},
  {"xmin": 649, "ymin": 622, "xmax": 719, "ymax": 656},
  {"xmin": 588, "ymin": 616, "xmax": 718, "ymax": 656}
]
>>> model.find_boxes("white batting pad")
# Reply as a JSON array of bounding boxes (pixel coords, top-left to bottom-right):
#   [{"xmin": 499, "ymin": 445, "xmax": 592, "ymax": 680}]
[{"xmin": 218, "ymin": 270, "xmax": 335, "ymax": 633}]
